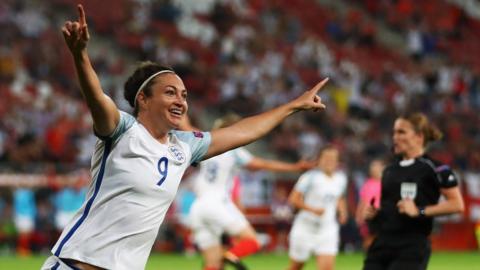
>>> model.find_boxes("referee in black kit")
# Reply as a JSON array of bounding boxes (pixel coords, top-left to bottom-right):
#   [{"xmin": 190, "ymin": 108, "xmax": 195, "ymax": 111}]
[{"xmin": 361, "ymin": 112, "xmax": 464, "ymax": 270}]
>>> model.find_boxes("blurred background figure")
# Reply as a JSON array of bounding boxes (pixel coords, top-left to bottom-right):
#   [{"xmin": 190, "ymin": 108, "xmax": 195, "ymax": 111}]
[
  {"xmin": 53, "ymin": 176, "xmax": 87, "ymax": 231},
  {"xmin": 0, "ymin": 195, "xmax": 16, "ymax": 254},
  {"xmin": 188, "ymin": 113, "xmax": 314, "ymax": 270},
  {"xmin": 270, "ymin": 186, "xmax": 293, "ymax": 253},
  {"xmin": 287, "ymin": 146, "xmax": 348, "ymax": 270},
  {"xmin": 13, "ymin": 187, "xmax": 36, "ymax": 256},
  {"xmin": 355, "ymin": 159, "xmax": 384, "ymax": 250}
]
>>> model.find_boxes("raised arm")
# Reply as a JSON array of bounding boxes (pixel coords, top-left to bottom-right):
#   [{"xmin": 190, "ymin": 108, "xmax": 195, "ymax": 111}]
[
  {"xmin": 203, "ymin": 78, "xmax": 328, "ymax": 159},
  {"xmin": 62, "ymin": 4, "xmax": 119, "ymax": 136}
]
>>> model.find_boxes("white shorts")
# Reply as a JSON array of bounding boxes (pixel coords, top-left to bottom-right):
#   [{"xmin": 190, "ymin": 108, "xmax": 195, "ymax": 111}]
[
  {"xmin": 14, "ymin": 215, "xmax": 34, "ymax": 233},
  {"xmin": 41, "ymin": 256, "xmax": 76, "ymax": 270},
  {"xmin": 189, "ymin": 196, "xmax": 248, "ymax": 249},
  {"xmin": 288, "ymin": 221, "xmax": 339, "ymax": 262}
]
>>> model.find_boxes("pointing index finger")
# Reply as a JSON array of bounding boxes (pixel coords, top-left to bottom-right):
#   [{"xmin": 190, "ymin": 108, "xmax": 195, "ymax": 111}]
[
  {"xmin": 311, "ymin": 77, "xmax": 329, "ymax": 94},
  {"xmin": 78, "ymin": 4, "xmax": 86, "ymax": 26}
]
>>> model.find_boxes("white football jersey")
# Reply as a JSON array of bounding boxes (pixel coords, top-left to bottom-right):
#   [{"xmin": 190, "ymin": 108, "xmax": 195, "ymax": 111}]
[
  {"xmin": 194, "ymin": 147, "xmax": 253, "ymax": 199},
  {"xmin": 51, "ymin": 111, "xmax": 211, "ymax": 270},
  {"xmin": 292, "ymin": 169, "xmax": 347, "ymax": 227}
]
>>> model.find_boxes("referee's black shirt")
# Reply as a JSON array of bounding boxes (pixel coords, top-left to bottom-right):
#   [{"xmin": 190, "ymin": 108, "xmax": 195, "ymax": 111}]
[{"xmin": 372, "ymin": 155, "xmax": 458, "ymax": 237}]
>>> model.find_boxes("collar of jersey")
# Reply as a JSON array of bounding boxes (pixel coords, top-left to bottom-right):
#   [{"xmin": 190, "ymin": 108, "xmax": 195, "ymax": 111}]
[{"xmin": 399, "ymin": 158, "xmax": 415, "ymax": 167}]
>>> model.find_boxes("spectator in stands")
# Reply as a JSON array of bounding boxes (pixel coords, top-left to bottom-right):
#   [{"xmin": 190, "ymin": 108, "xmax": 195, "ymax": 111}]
[
  {"xmin": 362, "ymin": 112, "xmax": 464, "ymax": 270},
  {"xmin": 41, "ymin": 5, "xmax": 329, "ymax": 270}
]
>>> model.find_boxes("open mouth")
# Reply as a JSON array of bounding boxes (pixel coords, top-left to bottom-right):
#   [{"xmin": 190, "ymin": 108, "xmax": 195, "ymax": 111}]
[{"xmin": 169, "ymin": 108, "xmax": 183, "ymax": 117}]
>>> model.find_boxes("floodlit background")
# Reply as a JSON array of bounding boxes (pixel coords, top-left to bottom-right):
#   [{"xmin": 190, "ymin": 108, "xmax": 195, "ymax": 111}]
[{"xmin": 0, "ymin": 0, "xmax": 479, "ymax": 269}]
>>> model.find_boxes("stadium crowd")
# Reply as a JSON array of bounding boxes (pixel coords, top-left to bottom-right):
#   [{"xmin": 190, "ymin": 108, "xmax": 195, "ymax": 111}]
[{"xmin": 0, "ymin": 0, "xmax": 479, "ymax": 256}]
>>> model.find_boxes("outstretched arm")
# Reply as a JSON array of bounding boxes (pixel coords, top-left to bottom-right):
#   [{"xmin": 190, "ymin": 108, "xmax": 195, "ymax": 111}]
[
  {"xmin": 245, "ymin": 158, "xmax": 313, "ymax": 173},
  {"xmin": 62, "ymin": 4, "xmax": 119, "ymax": 137},
  {"xmin": 203, "ymin": 78, "xmax": 329, "ymax": 159}
]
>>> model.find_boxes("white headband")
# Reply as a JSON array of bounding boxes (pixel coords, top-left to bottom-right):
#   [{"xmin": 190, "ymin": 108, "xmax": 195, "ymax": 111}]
[{"xmin": 134, "ymin": 70, "xmax": 175, "ymax": 108}]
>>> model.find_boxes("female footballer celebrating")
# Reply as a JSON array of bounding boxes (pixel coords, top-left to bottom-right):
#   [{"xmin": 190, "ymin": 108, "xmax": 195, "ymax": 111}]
[{"xmin": 41, "ymin": 4, "xmax": 329, "ymax": 270}]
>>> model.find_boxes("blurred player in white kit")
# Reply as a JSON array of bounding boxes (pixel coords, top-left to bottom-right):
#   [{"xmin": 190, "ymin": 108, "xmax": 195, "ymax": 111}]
[{"xmin": 287, "ymin": 146, "xmax": 348, "ymax": 270}]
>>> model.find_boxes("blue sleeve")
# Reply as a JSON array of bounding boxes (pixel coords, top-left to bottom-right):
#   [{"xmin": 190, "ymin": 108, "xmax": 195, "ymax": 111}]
[
  {"xmin": 94, "ymin": 111, "xmax": 135, "ymax": 141},
  {"xmin": 233, "ymin": 147, "xmax": 254, "ymax": 166},
  {"xmin": 172, "ymin": 130, "xmax": 212, "ymax": 165}
]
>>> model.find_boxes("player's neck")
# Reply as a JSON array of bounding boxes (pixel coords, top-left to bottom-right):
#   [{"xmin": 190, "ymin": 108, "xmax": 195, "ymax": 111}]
[
  {"xmin": 402, "ymin": 148, "xmax": 424, "ymax": 160},
  {"xmin": 137, "ymin": 115, "xmax": 170, "ymax": 144}
]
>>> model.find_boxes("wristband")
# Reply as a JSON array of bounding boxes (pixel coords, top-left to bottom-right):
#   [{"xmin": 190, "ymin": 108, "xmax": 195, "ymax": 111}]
[{"xmin": 418, "ymin": 206, "xmax": 426, "ymax": 217}]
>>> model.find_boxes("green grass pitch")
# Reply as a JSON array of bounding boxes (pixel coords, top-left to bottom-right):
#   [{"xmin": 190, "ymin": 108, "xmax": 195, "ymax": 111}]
[{"xmin": 1, "ymin": 252, "xmax": 478, "ymax": 269}]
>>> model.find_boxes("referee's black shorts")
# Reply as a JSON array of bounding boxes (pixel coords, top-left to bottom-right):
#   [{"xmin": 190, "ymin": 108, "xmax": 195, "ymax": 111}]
[{"xmin": 363, "ymin": 234, "xmax": 431, "ymax": 270}]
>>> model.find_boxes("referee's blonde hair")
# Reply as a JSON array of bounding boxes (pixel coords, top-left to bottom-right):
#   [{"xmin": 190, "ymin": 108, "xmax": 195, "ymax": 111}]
[
  {"xmin": 400, "ymin": 112, "xmax": 442, "ymax": 146},
  {"xmin": 212, "ymin": 113, "xmax": 241, "ymax": 129}
]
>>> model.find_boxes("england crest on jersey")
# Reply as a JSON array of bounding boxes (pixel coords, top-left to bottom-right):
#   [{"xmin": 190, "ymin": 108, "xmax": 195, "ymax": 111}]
[
  {"xmin": 400, "ymin": 182, "xmax": 417, "ymax": 199},
  {"xmin": 168, "ymin": 145, "xmax": 186, "ymax": 164}
]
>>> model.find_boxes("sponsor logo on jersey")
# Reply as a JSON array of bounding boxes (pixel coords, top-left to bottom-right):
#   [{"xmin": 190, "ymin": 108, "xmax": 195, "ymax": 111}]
[
  {"xmin": 193, "ymin": 131, "xmax": 204, "ymax": 138},
  {"xmin": 168, "ymin": 145, "xmax": 186, "ymax": 164},
  {"xmin": 400, "ymin": 182, "xmax": 417, "ymax": 199}
]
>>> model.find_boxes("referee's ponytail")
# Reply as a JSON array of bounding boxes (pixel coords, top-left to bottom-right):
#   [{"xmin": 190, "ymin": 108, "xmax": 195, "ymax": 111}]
[{"xmin": 400, "ymin": 112, "xmax": 442, "ymax": 146}]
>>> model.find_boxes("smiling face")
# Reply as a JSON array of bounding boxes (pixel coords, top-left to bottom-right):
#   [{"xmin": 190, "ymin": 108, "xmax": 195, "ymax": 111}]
[
  {"xmin": 392, "ymin": 118, "xmax": 424, "ymax": 158},
  {"xmin": 137, "ymin": 73, "xmax": 188, "ymax": 132}
]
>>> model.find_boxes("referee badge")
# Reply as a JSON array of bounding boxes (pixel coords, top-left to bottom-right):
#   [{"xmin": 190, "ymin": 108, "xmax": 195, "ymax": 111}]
[
  {"xmin": 168, "ymin": 145, "xmax": 186, "ymax": 164},
  {"xmin": 400, "ymin": 182, "xmax": 417, "ymax": 199}
]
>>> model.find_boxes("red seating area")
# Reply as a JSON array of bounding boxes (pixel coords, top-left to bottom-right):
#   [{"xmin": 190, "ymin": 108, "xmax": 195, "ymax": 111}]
[
  {"xmin": 54, "ymin": 0, "xmax": 129, "ymax": 33},
  {"xmin": 356, "ymin": 0, "xmax": 480, "ymax": 72}
]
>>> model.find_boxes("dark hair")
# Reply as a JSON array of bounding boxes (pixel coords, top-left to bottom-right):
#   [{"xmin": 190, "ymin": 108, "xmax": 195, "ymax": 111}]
[
  {"xmin": 317, "ymin": 144, "xmax": 339, "ymax": 160},
  {"xmin": 399, "ymin": 112, "xmax": 443, "ymax": 146},
  {"xmin": 124, "ymin": 61, "xmax": 174, "ymax": 116}
]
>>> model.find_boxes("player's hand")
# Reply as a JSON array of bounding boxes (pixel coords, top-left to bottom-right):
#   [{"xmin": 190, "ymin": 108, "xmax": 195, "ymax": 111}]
[
  {"xmin": 62, "ymin": 4, "xmax": 90, "ymax": 54},
  {"xmin": 311, "ymin": 207, "xmax": 325, "ymax": 216},
  {"xmin": 338, "ymin": 210, "xmax": 348, "ymax": 225},
  {"xmin": 290, "ymin": 78, "xmax": 329, "ymax": 112},
  {"xmin": 363, "ymin": 199, "xmax": 379, "ymax": 221},
  {"xmin": 295, "ymin": 160, "xmax": 316, "ymax": 171},
  {"xmin": 364, "ymin": 205, "xmax": 378, "ymax": 220},
  {"xmin": 397, "ymin": 198, "xmax": 419, "ymax": 217}
]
